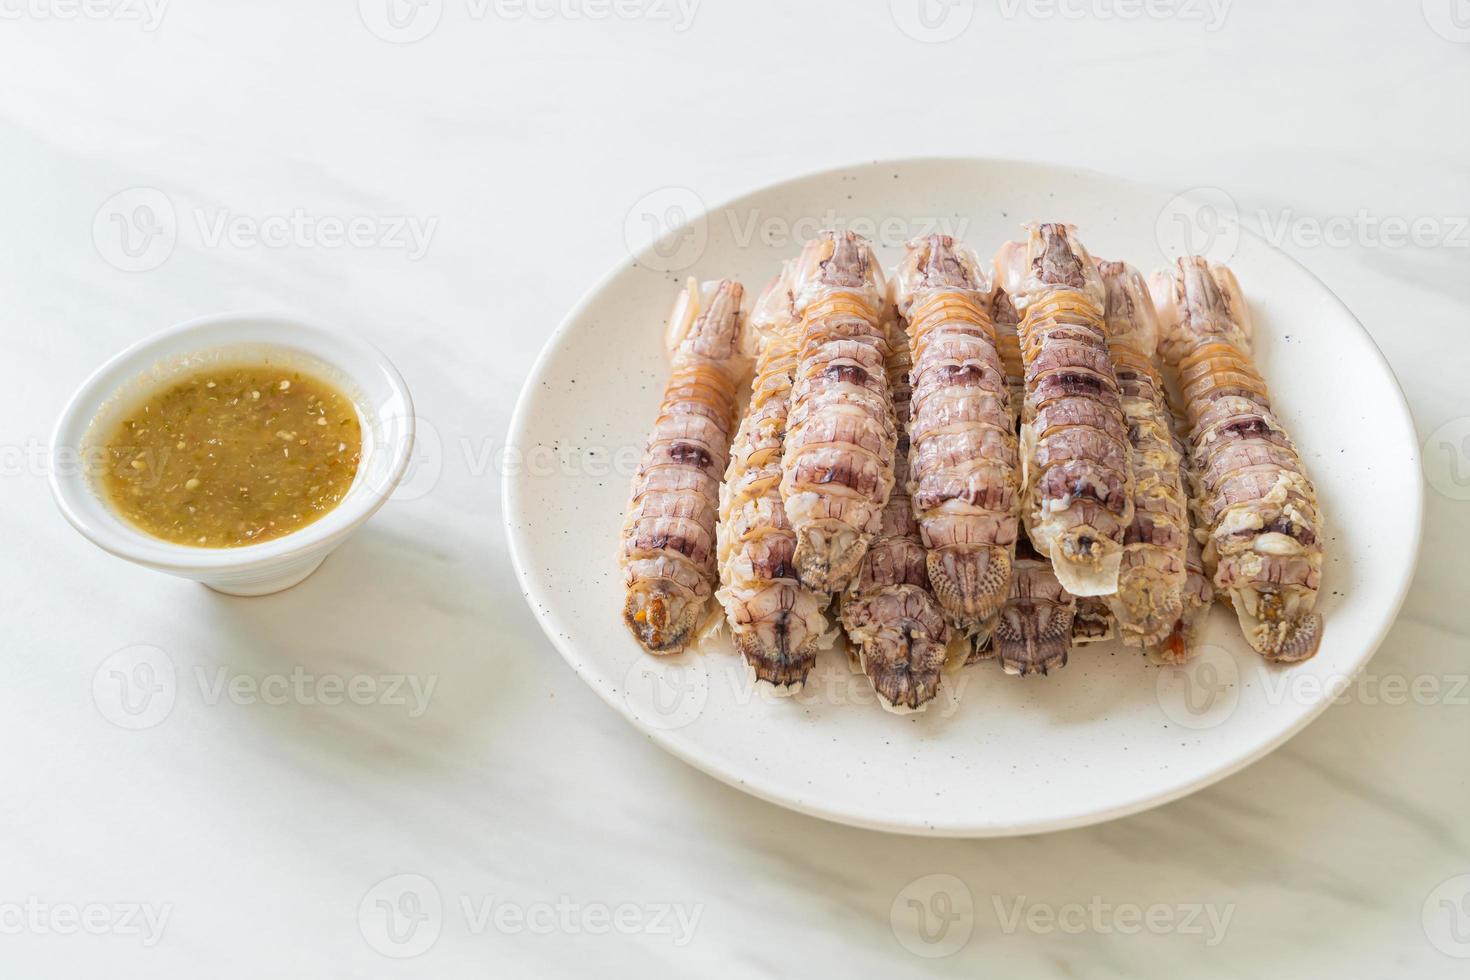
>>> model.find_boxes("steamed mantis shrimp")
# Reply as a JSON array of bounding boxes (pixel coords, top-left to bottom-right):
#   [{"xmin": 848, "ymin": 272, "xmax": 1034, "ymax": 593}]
[
  {"xmin": 780, "ymin": 231, "xmax": 897, "ymax": 592},
  {"xmin": 1001, "ymin": 274, "xmax": 1114, "ymax": 650},
  {"xmin": 996, "ymin": 224, "xmax": 1135, "ymax": 598},
  {"xmin": 840, "ymin": 320, "xmax": 952, "ymax": 712},
  {"xmin": 893, "ymin": 236, "xmax": 1020, "ymax": 644},
  {"xmin": 1097, "ymin": 259, "xmax": 1190, "ymax": 648},
  {"xmin": 1150, "ymin": 258, "xmax": 1324, "ymax": 663},
  {"xmin": 621, "ymin": 279, "xmax": 747, "ymax": 654},
  {"xmin": 716, "ymin": 265, "xmax": 834, "ymax": 692},
  {"xmin": 988, "ymin": 285, "xmax": 1078, "ymax": 674}
]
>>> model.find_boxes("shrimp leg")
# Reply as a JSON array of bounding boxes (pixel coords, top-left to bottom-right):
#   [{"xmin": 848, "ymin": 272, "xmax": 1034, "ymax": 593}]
[
  {"xmin": 996, "ymin": 224, "xmax": 1134, "ymax": 597},
  {"xmin": 1150, "ymin": 258, "xmax": 1323, "ymax": 663},
  {"xmin": 840, "ymin": 321, "xmax": 951, "ymax": 712},
  {"xmin": 621, "ymin": 279, "xmax": 746, "ymax": 654},
  {"xmin": 780, "ymin": 231, "xmax": 896, "ymax": 592},
  {"xmin": 992, "ymin": 537, "xmax": 1077, "ymax": 675},
  {"xmin": 1071, "ymin": 598, "xmax": 1116, "ymax": 646},
  {"xmin": 717, "ymin": 265, "xmax": 834, "ymax": 692},
  {"xmin": 1097, "ymin": 260, "xmax": 1190, "ymax": 648},
  {"xmin": 894, "ymin": 236, "xmax": 1020, "ymax": 643}
]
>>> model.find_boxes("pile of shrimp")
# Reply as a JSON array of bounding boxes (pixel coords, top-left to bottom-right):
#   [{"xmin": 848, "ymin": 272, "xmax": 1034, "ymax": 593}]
[{"xmin": 620, "ymin": 225, "xmax": 1325, "ymax": 714}]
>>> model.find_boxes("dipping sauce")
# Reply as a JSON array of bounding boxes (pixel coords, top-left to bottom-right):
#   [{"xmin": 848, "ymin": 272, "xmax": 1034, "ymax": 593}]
[{"xmin": 101, "ymin": 364, "xmax": 362, "ymax": 547}]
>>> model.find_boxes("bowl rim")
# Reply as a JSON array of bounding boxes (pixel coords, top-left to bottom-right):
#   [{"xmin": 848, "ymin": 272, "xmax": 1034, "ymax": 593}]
[
  {"xmin": 49, "ymin": 311, "xmax": 415, "ymax": 572},
  {"xmin": 500, "ymin": 155, "xmax": 1426, "ymax": 837}
]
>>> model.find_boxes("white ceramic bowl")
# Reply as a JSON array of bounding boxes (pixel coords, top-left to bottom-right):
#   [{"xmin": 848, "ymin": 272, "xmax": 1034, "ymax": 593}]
[{"xmin": 50, "ymin": 313, "xmax": 414, "ymax": 596}]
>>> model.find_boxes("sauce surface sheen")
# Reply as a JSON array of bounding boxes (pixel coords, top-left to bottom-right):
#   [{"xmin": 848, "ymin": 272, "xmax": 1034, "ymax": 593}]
[{"xmin": 101, "ymin": 364, "xmax": 363, "ymax": 547}]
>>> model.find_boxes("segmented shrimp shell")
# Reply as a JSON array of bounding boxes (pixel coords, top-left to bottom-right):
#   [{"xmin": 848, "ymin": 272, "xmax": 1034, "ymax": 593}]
[
  {"xmin": 997, "ymin": 224, "xmax": 1135, "ymax": 597},
  {"xmin": 1150, "ymin": 258, "xmax": 1324, "ymax": 663},
  {"xmin": 1148, "ymin": 410, "xmax": 1215, "ymax": 664},
  {"xmin": 1097, "ymin": 259, "xmax": 1190, "ymax": 648},
  {"xmin": 716, "ymin": 265, "xmax": 834, "ymax": 693},
  {"xmin": 621, "ymin": 280, "xmax": 746, "ymax": 654},
  {"xmin": 780, "ymin": 231, "xmax": 896, "ymax": 592},
  {"xmin": 996, "ymin": 277, "xmax": 1115, "ymax": 650},
  {"xmin": 840, "ymin": 320, "xmax": 951, "ymax": 713},
  {"xmin": 893, "ymin": 236, "xmax": 1020, "ymax": 643},
  {"xmin": 987, "ymin": 286, "xmax": 1080, "ymax": 672}
]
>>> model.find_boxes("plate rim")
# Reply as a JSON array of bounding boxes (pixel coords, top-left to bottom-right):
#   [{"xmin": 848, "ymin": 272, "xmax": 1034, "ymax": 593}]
[{"xmin": 502, "ymin": 156, "xmax": 1425, "ymax": 837}]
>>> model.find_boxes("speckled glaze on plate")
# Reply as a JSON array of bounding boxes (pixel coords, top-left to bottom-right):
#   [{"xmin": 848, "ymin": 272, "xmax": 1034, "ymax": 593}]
[{"xmin": 503, "ymin": 159, "xmax": 1422, "ymax": 837}]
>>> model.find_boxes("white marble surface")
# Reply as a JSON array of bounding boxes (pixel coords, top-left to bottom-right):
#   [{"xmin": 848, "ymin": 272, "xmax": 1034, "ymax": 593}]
[{"xmin": 1, "ymin": 2, "xmax": 1466, "ymax": 976}]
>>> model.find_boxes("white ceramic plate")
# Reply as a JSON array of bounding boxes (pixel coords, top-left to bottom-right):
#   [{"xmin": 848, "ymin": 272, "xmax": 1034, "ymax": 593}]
[{"xmin": 504, "ymin": 159, "xmax": 1421, "ymax": 837}]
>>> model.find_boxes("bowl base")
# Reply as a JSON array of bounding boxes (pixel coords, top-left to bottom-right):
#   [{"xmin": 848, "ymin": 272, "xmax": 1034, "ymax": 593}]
[{"xmin": 203, "ymin": 556, "xmax": 327, "ymax": 597}]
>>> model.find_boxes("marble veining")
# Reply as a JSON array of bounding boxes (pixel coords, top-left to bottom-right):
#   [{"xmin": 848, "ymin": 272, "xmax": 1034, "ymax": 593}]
[{"xmin": 1, "ymin": 2, "xmax": 1466, "ymax": 976}]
